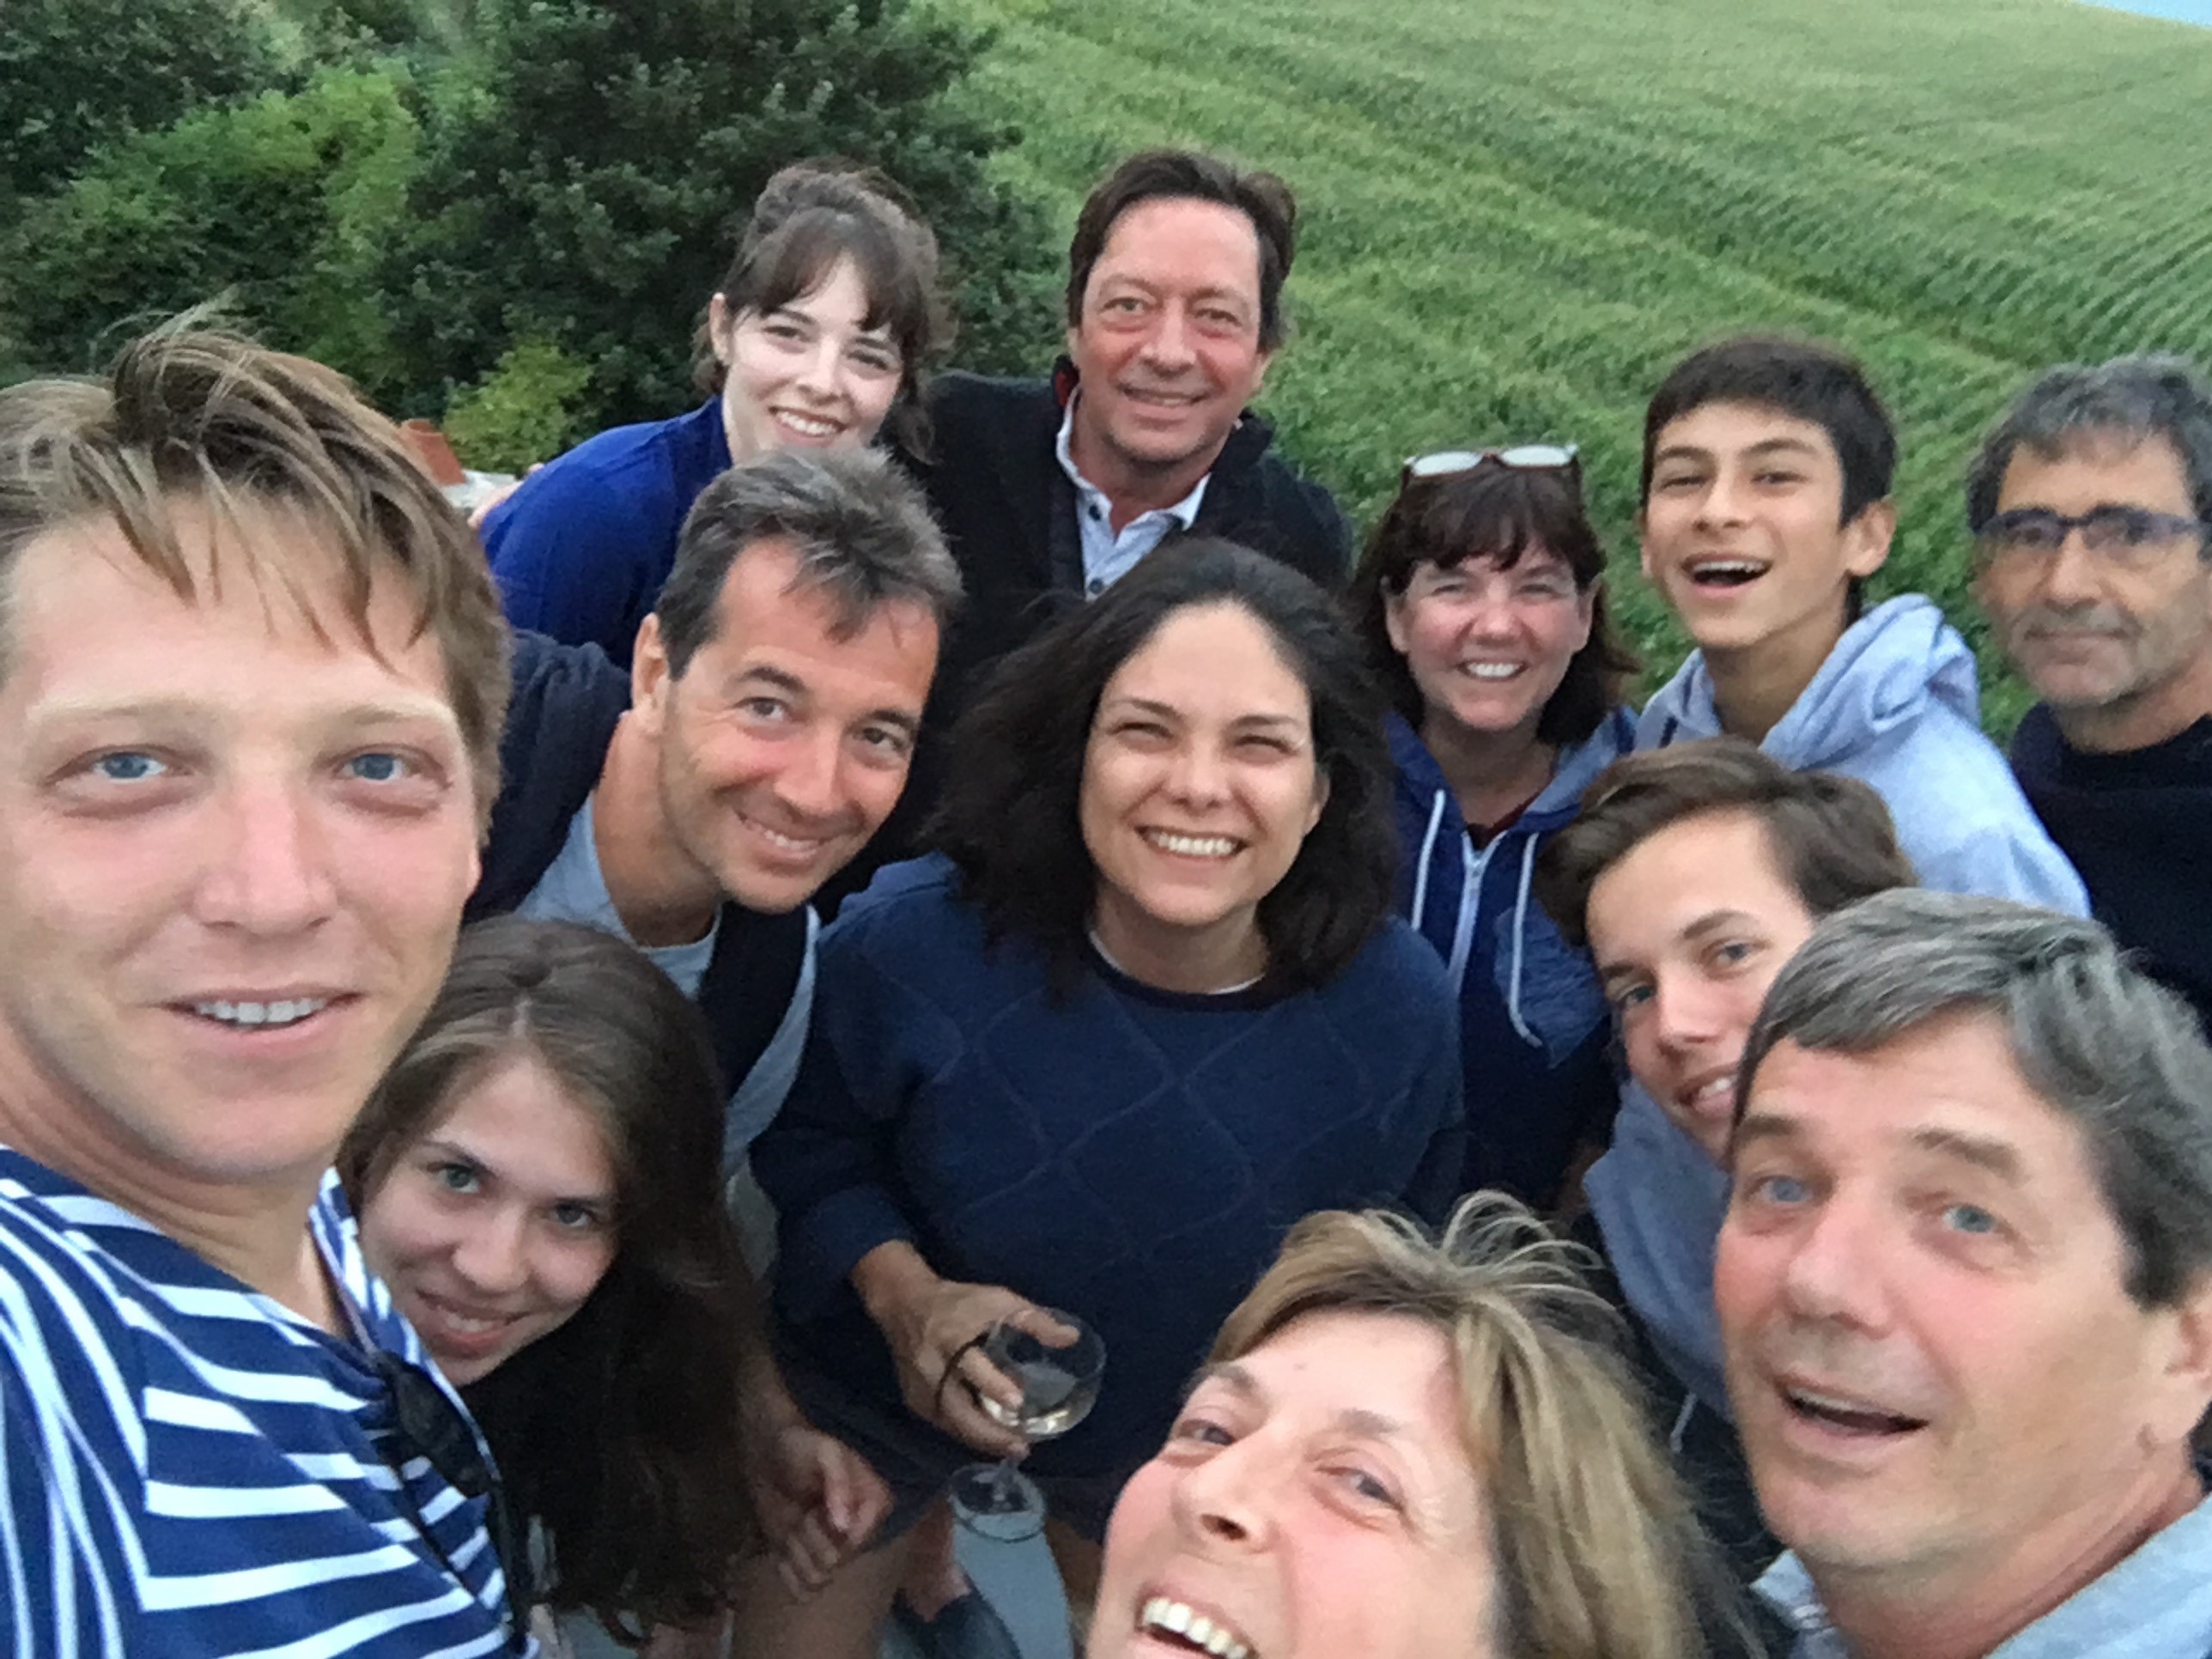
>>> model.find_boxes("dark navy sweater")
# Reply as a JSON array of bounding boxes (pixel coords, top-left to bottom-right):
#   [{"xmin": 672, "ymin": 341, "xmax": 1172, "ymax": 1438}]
[
  {"xmin": 753, "ymin": 857, "xmax": 1465, "ymax": 1480},
  {"xmin": 2012, "ymin": 705, "xmax": 2212, "ymax": 1031},
  {"xmin": 482, "ymin": 399, "xmax": 730, "ymax": 666}
]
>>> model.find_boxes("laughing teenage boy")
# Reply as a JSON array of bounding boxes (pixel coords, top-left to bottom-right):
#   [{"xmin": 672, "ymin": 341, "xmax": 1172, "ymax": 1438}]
[{"xmin": 1584, "ymin": 336, "xmax": 2087, "ymax": 1444}]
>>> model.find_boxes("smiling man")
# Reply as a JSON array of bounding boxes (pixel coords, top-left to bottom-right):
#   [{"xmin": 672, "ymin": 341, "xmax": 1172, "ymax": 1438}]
[
  {"xmin": 0, "ymin": 324, "xmax": 524, "ymax": 1650},
  {"xmin": 474, "ymin": 446, "xmax": 957, "ymax": 1159},
  {"xmin": 1717, "ymin": 890, "xmax": 2212, "ymax": 1658},
  {"xmin": 1970, "ymin": 356, "xmax": 2212, "ymax": 1031}
]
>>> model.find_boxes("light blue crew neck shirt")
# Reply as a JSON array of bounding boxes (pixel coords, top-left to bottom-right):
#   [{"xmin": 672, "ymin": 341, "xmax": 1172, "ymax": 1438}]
[{"xmin": 515, "ymin": 795, "xmax": 815, "ymax": 1164}]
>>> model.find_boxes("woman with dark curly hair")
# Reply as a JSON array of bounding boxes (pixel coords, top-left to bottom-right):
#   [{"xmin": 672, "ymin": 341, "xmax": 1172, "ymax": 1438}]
[
  {"xmin": 749, "ymin": 537, "xmax": 1467, "ymax": 1658},
  {"xmin": 343, "ymin": 917, "xmax": 870, "ymax": 1655},
  {"xmin": 1349, "ymin": 449, "xmax": 1642, "ymax": 1211}
]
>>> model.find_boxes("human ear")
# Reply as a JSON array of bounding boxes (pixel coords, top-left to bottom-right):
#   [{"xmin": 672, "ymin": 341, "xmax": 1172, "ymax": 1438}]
[
  {"xmin": 1842, "ymin": 499, "xmax": 1898, "ymax": 580},
  {"xmin": 631, "ymin": 615, "xmax": 672, "ymax": 738}
]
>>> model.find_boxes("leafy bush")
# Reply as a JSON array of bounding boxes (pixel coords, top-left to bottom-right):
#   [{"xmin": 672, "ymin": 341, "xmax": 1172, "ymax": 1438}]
[
  {"xmin": 3, "ymin": 69, "xmax": 420, "ymax": 386},
  {"xmin": 0, "ymin": 0, "xmax": 283, "ymax": 213},
  {"xmin": 380, "ymin": 0, "xmax": 1061, "ymax": 432},
  {"xmin": 441, "ymin": 338, "xmax": 593, "ymax": 471}
]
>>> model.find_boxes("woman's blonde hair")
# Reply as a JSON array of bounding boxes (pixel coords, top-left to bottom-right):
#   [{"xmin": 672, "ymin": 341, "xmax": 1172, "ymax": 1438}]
[{"xmin": 1212, "ymin": 1194, "xmax": 1738, "ymax": 1659}]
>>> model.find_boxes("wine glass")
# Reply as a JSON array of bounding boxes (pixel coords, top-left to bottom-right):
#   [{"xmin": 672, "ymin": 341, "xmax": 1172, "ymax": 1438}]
[{"xmin": 948, "ymin": 1308, "xmax": 1106, "ymax": 1542}]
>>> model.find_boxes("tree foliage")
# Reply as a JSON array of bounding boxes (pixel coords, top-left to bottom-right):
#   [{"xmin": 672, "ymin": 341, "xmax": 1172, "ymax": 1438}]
[
  {"xmin": 381, "ymin": 0, "xmax": 1060, "ymax": 427},
  {"xmin": 0, "ymin": 0, "xmax": 283, "ymax": 213},
  {"xmin": 4, "ymin": 70, "xmax": 420, "ymax": 386}
]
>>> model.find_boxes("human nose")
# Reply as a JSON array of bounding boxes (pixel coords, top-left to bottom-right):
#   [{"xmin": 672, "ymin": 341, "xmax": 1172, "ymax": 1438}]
[
  {"xmin": 795, "ymin": 337, "xmax": 842, "ymax": 404},
  {"xmin": 191, "ymin": 773, "xmax": 339, "ymax": 936},
  {"xmin": 451, "ymin": 1206, "xmax": 532, "ymax": 1298},
  {"xmin": 1775, "ymin": 1190, "xmax": 1892, "ymax": 1334},
  {"xmin": 2035, "ymin": 526, "xmax": 2106, "ymax": 610},
  {"xmin": 1650, "ymin": 970, "xmax": 1724, "ymax": 1054},
  {"xmin": 1164, "ymin": 738, "xmax": 1230, "ymax": 805},
  {"xmin": 1170, "ymin": 1437, "xmax": 1279, "ymax": 1552},
  {"xmin": 1139, "ymin": 305, "xmax": 1197, "ymax": 374},
  {"xmin": 1692, "ymin": 468, "xmax": 1751, "ymax": 527},
  {"xmin": 771, "ymin": 725, "xmax": 848, "ymax": 823}
]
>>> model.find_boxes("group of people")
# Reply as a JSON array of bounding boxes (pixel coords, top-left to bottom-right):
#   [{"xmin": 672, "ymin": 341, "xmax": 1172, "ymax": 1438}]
[{"xmin": 0, "ymin": 137, "xmax": 2208, "ymax": 1659}]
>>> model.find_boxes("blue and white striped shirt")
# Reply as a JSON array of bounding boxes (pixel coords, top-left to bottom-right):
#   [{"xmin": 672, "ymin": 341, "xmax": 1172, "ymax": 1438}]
[{"xmin": 0, "ymin": 1149, "xmax": 526, "ymax": 1657}]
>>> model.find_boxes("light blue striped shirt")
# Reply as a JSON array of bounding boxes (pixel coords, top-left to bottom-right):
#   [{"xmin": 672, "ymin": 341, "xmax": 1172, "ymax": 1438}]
[{"xmin": 0, "ymin": 1149, "xmax": 527, "ymax": 1656}]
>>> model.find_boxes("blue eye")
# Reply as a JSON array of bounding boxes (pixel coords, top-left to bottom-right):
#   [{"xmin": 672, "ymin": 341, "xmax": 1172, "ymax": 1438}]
[
  {"xmin": 1942, "ymin": 1203, "xmax": 1999, "ymax": 1237},
  {"xmin": 94, "ymin": 752, "xmax": 167, "ymax": 782},
  {"xmin": 434, "ymin": 1162, "xmax": 480, "ymax": 1194},
  {"xmin": 346, "ymin": 752, "xmax": 407, "ymax": 783},
  {"xmin": 1752, "ymin": 1173, "xmax": 1810, "ymax": 1206}
]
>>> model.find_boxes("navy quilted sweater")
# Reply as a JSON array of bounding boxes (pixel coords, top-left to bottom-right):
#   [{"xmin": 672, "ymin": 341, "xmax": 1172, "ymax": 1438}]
[{"xmin": 754, "ymin": 856, "xmax": 1465, "ymax": 1480}]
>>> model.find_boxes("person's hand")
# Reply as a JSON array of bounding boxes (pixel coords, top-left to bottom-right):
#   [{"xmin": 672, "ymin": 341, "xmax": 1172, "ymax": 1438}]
[
  {"xmin": 750, "ymin": 1419, "xmax": 892, "ymax": 1597},
  {"xmin": 466, "ymin": 465, "xmax": 538, "ymax": 531},
  {"xmin": 873, "ymin": 1277, "xmax": 1078, "ymax": 1457}
]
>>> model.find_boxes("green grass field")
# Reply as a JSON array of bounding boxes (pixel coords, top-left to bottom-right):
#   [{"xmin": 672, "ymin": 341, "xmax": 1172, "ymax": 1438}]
[{"xmin": 945, "ymin": 0, "xmax": 2212, "ymax": 723}]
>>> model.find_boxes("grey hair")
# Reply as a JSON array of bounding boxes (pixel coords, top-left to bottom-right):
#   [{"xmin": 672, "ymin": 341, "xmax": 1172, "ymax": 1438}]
[
  {"xmin": 1965, "ymin": 354, "xmax": 2212, "ymax": 538},
  {"xmin": 653, "ymin": 445, "xmax": 959, "ymax": 676},
  {"xmin": 1738, "ymin": 889, "xmax": 2212, "ymax": 1308}
]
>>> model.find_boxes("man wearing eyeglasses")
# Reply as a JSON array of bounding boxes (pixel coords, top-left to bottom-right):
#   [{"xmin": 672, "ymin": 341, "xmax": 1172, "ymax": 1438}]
[
  {"xmin": 1973, "ymin": 355, "xmax": 2212, "ymax": 1031},
  {"xmin": 0, "ymin": 324, "xmax": 530, "ymax": 1654}
]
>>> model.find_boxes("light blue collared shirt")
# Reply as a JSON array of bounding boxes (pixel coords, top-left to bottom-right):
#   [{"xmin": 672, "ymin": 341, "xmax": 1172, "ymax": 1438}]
[
  {"xmin": 1054, "ymin": 393, "xmax": 1208, "ymax": 594},
  {"xmin": 1755, "ymin": 1480, "xmax": 2212, "ymax": 1658}
]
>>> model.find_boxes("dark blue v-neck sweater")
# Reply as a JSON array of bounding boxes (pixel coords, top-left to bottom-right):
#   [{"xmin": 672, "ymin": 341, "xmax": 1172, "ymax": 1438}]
[{"xmin": 754, "ymin": 857, "xmax": 1465, "ymax": 1481}]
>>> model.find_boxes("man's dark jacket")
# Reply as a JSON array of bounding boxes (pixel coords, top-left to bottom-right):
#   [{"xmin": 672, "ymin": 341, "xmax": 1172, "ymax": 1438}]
[
  {"xmin": 821, "ymin": 367, "xmax": 1353, "ymax": 908},
  {"xmin": 913, "ymin": 366, "xmax": 1354, "ymax": 714},
  {"xmin": 469, "ymin": 629, "xmax": 810, "ymax": 1093}
]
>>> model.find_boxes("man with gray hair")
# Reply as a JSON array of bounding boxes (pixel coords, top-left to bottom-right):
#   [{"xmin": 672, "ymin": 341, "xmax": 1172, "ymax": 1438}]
[
  {"xmin": 1970, "ymin": 356, "xmax": 2212, "ymax": 1028},
  {"xmin": 1716, "ymin": 889, "xmax": 2212, "ymax": 1657}
]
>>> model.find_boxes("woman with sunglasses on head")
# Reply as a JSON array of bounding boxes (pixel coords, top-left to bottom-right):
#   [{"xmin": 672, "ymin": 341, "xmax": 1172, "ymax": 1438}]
[
  {"xmin": 747, "ymin": 537, "xmax": 1466, "ymax": 1659},
  {"xmin": 482, "ymin": 160, "xmax": 948, "ymax": 665},
  {"xmin": 1349, "ymin": 447, "xmax": 1641, "ymax": 1212},
  {"xmin": 343, "ymin": 916, "xmax": 885, "ymax": 1656}
]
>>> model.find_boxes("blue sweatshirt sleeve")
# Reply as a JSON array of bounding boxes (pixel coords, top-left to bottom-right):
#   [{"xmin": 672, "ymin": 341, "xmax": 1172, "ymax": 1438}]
[
  {"xmin": 481, "ymin": 461, "xmax": 659, "ymax": 661},
  {"xmin": 749, "ymin": 942, "xmax": 921, "ymax": 1320}
]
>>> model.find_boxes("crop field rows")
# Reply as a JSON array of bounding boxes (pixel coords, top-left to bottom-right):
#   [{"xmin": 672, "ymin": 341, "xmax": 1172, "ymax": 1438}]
[{"xmin": 949, "ymin": 0, "xmax": 2212, "ymax": 719}]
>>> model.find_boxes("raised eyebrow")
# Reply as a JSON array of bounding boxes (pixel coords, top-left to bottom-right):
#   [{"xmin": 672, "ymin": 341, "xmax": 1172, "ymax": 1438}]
[{"xmin": 1909, "ymin": 1127, "xmax": 2027, "ymax": 1184}]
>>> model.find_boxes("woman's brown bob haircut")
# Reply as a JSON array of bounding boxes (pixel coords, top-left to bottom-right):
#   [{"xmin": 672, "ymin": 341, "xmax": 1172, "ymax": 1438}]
[
  {"xmin": 1209, "ymin": 1194, "xmax": 1741, "ymax": 1659},
  {"xmin": 693, "ymin": 160, "xmax": 951, "ymax": 459},
  {"xmin": 1350, "ymin": 463, "xmax": 1638, "ymax": 745},
  {"xmin": 1534, "ymin": 738, "xmax": 1917, "ymax": 949},
  {"xmin": 0, "ymin": 315, "xmax": 509, "ymax": 814}
]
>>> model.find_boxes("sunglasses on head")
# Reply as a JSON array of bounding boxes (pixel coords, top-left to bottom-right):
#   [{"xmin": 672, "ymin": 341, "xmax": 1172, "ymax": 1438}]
[
  {"xmin": 373, "ymin": 1352, "xmax": 532, "ymax": 1654},
  {"xmin": 1401, "ymin": 444, "xmax": 1581, "ymax": 486}
]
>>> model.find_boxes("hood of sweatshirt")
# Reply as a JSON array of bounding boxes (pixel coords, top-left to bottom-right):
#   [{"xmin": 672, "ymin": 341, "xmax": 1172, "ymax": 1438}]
[
  {"xmin": 1638, "ymin": 595, "xmax": 1979, "ymax": 769},
  {"xmin": 1389, "ymin": 706, "xmax": 1633, "ymax": 1048}
]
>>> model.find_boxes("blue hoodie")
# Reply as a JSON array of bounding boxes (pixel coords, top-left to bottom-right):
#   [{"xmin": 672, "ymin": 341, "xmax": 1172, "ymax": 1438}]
[
  {"xmin": 1589, "ymin": 595, "xmax": 2090, "ymax": 1414},
  {"xmin": 1389, "ymin": 705, "xmax": 1636, "ymax": 1205}
]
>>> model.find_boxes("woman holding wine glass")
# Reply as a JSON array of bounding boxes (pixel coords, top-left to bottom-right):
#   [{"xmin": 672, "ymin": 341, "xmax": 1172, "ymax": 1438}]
[{"xmin": 750, "ymin": 538, "xmax": 1468, "ymax": 1658}]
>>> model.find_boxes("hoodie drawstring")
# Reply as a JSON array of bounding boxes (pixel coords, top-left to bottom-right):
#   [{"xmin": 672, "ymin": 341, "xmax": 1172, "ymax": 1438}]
[
  {"xmin": 1409, "ymin": 788, "xmax": 1448, "ymax": 933},
  {"xmin": 1504, "ymin": 836, "xmax": 1540, "ymax": 1047}
]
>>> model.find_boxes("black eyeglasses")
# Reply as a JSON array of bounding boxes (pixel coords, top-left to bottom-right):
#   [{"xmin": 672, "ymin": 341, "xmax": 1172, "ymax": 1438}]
[
  {"xmin": 1402, "ymin": 444, "xmax": 1581, "ymax": 486},
  {"xmin": 373, "ymin": 1352, "xmax": 532, "ymax": 1654},
  {"xmin": 1978, "ymin": 504, "xmax": 2208, "ymax": 565}
]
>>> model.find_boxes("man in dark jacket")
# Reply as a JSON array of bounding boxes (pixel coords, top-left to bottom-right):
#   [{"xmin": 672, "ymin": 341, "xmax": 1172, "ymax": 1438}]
[
  {"xmin": 470, "ymin": 446, "xmax": 959, "ymax": 1154},
  {"xmin": 1971, "ymin": 354, "xmax": 2212, "ymax": 1032}
]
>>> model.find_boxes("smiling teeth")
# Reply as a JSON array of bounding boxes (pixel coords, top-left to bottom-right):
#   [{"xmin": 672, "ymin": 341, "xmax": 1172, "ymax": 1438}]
[
  {"xmin": 1459, "ymin": 662, "xmax": 1523, "ymax": 679},
  {"xmin": 1690, "ymin": 559, "xmax": 1766, "ymax": 578},
  {"xmin": 775, "ymin": 411, "xmax": 839, "ymax": 436},
  {"xmin": 1148, "ymin": 832, "xmax": 1237, "ymax": 858},
  {"xmin": 193, "ymin": 999, "xmax": 327, "ymax": 1028},
  {"xmin": 1140, "ymin": 1597, "xmax": 1249, "ymax": 1659}
]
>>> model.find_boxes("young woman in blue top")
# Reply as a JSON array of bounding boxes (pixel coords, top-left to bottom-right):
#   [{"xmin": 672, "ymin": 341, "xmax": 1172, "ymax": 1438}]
[
  {"xmin": 345, "ymin": 918, "xmax": 889, "ymax": 1656},
  {"xmin": 1349, "ymin": 450, "xmax": 1641, "ymax": 1210},
  {"xmin": 748, "ymin": 538, "xmax": 1466, "ymax": 1659},
  {"xmin": 482, "ymin": 161, "xmax": 949, "ymax": 664}
]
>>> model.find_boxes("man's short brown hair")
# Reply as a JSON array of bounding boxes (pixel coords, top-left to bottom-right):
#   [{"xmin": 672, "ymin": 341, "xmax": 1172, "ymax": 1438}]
[
  {"xmin": 0, "ymin": 319, "xmax": 509, "ymax": 812},
  {"xmin": 1534, "ymin": 738, "xmax": 1915, "ymax": 947}
]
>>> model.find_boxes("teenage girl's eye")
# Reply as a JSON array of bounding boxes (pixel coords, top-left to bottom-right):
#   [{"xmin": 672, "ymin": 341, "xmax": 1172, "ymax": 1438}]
[
  {"xmin": 432, "ymin": 1162, "xmax": 481, "ymax": 1195},
  {"xmin": 763, "ymin": 319, "xmax": 808, "ymax": 343},
  {"xmin": 550, "ymin": 1201, "xmax": 605, "ymax": 1232},
  {"xmin": 850, "ymin": 344, "xmax": 902, "ymax": 375},
  {"xmin": 1611, "ymin": 981, "xmax": 1654, "ymax": 1014},
  {"xmin": 1711, "ymin": 939, "xmax": 1759, "ymax": 969}
]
